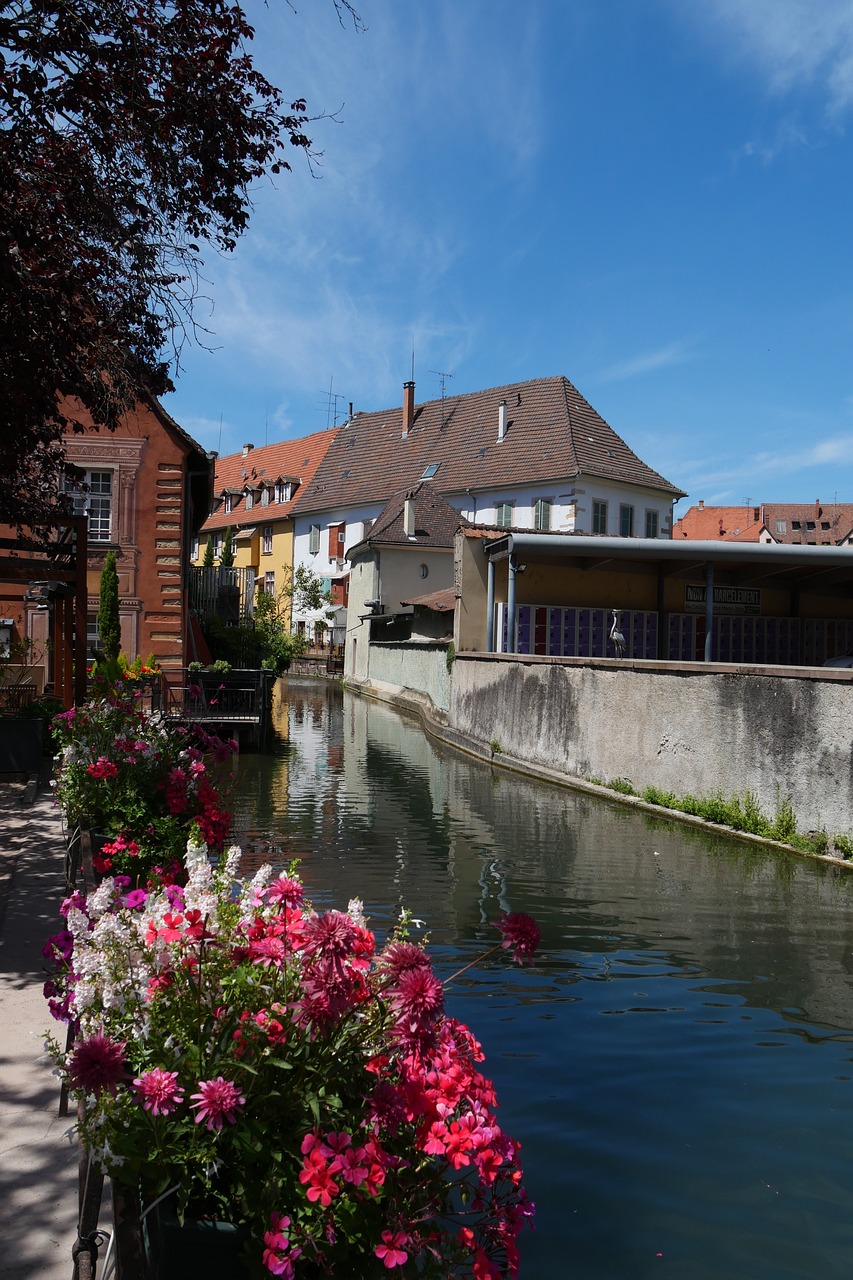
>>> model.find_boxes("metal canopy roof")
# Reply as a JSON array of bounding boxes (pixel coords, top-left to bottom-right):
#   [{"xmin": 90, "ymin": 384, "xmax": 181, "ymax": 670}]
[{"xmin": 483, "ymin": 533, "xmax": 853, "ymax": 596}]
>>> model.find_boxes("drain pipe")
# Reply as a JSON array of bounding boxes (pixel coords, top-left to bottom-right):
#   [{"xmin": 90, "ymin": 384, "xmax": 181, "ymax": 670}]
[
  {"xmin": 486, "ymin": 558, "xmax": 495, "ymax": 652},
  {"xmin": 704, "ymin": 560, "xmax": 714, "ymax": 662},
  {"xmin": 507, "ymin": 556, "xmax": 518, "ymax": 654}
]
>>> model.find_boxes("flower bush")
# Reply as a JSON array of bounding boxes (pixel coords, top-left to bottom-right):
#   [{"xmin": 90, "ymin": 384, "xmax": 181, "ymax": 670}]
[
  {"xmin": 51, "ymin": 686, "xmax": 236, "ymax": 883},
  {"xmin": 45, "ymin": 835, "xmax": 537, "ymax": 1277}
]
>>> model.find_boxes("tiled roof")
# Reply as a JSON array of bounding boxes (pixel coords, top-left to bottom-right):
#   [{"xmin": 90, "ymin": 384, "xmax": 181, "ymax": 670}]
[
  {"xmin": 762, "ymin": 502, "xmax": 853, "ymax": 545},
  {"xmin": 201, "ymin": 428, "xmax": 339, "ymax": 532},
  {"xmin": 399, "ymin": 586, "xmax": 457, "ymax": 611},
  {"xmin": 673, "ymin": 504, "xmax": 763, "ymax": 541},
  {"xmin": 351, "ymin": 481, "xmax": 468, "ymax": 552},
  {"xmin": 289, "ymin": 376, "xmax": 684, "ymax": 517},
  {"xmin": 675, "ymin": 501, "xmax": 853, "ymax": 545}
]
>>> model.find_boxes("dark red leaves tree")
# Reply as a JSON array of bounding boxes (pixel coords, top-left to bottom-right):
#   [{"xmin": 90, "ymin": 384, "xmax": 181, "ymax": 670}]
[{"xmin": 0, "ymin": 0, "xmax": 358, "ymax": 527}]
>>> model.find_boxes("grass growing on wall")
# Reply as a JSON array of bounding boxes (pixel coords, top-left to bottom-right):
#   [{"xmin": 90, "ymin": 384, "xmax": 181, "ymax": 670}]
[{"xmin": 587, "ymin": 776, "xmax": 851, "ymax": 862}]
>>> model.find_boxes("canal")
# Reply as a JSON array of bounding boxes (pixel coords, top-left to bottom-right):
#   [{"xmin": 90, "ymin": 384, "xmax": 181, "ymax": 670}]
[{"xmin": 231, "ymin": 679, "xmax": 853, "ymax": 1280}]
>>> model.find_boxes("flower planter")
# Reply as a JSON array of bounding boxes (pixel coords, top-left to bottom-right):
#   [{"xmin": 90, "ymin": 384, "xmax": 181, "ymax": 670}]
[
  {"xmin": 0, "ymin": 716, "xmax": 43, "ymax": 773},
  {"xmin": 141, "ymin": 1193, "xmax": 250, "ymax": 1280}
]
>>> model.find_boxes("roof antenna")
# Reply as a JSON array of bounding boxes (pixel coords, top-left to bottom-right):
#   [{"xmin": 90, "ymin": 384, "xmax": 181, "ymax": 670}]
[
  {"xmin": 217, "ymin": 413, "xmax": 223, "ymax": 455},
  {"xmin": 430, "ymin": 369, "xmax": 453, "ymax": 430}
]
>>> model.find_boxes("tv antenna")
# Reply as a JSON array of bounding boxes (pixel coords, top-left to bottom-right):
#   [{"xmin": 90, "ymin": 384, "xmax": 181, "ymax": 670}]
[
  {"xmin": 430, "ymin": 369, "xmax": 453, "ymax": 429},
  {"xmin": 322, "ymin": 376, "xmax": 348, "ymax": 429}
]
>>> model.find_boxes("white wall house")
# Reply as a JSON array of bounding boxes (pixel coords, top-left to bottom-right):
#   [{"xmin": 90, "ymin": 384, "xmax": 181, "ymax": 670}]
[{"xmin": 287, "ymin": 375, "xmax": 685, "ymax": 646}]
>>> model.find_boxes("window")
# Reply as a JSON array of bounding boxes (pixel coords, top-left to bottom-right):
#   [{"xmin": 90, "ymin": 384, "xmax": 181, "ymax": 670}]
[
  {"xmin": 496, "ymin": 502, "xmax": 514, "ymax": 528},
  {"xmin": 191, "ymin": 536, "xmax": 199, "ymax": 562},
  {"xmin": 260, "ymin": 486, "xmax": 270, "ymax": 507},
  {"xmin": 262, "ymin": 525, "xmax": 273, "ymax": 555},
  {"xmin": 245, "ymin": 490, "xmax": 254, "ymax": 510},
  {"xmin": 421, "ymin": 463, "xmax": 440, "ymax": 480},
  {"xmin": 533, "ymin": 498, "xmax": 551, "ymax": 531},
  {"xmin": 86, "ymin": 613, "xmax": 99, "ymax": 659},
  {"xmin": 296, "ymin": 620, "xmax": 306, "ymax": 637},
  {"xmin": 806, "ymin": 520, "xmax": 815, "ymax": 530},
  {"xmin": 592, "ymin": 500, "xmax": 608, "ymax": 535},
  {"xmin": 645, "ymin": 510, "xmax": 659, "ymax": 539},
  {"xmin": 275, "ymin": 481, "xmax": 292, "ymax": 504},
  {"xmin": 619, "ymin": 504, "xmax": 634, "ymax": 537},
  {"xmin": 66, "ymin": 470, "xmax": 112, "ymax": 541},
  {"xmin": 792, "ymin": 520, "xmax": 801, "ymax": 529},
  {"xmin": 328, "ymin": 522, "xmax": 346, "ymax": 558},
  {"xmin": 224, "ymin": 493, "xmax": 232, "ymax": 514},
  {"xmin": 309, "ymin": 524, "xmax": 320, "ymax": 554},
  {"xmin": 213, "ymin": 533, "xmax": 223, "ymax": 558},
  {"xmin": 775, "ymin": 520, "xmax": 787, "ymax": 534},
  {"xmin": 264, "ymin": 570, "xmax": 275, "ymax": 595},
  {"xmin": 419, "ymin": 563, "xmax": 429, "ymax": 579},
  {"xmin": 821, "ymin": 521, "xmax": 830, "ymax": 530}
]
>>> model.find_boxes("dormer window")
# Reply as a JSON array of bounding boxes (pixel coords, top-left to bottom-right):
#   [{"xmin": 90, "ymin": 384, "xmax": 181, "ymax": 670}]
[
  {"xmin": 275, "ymin": 480, "xmax": 293, "ymax": 503},
  {"xmin": 224, "ymin": 493, "xmax": 232, "ymax": 514},
  {"xmin": 260, "ymin": 486, "xmax": 270, "ymax": 507},
  {"xmin": 245, "ymin": 490, "xmax": 254, "ymax": 510}
]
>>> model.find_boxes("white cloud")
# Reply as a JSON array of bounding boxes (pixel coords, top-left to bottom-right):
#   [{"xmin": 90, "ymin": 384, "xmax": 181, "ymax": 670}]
[
  {"xmin": 689, "ymin": 0, "xmax": 853, "ymax": 115},
  {"xmin": 597, "ymin": 339, "xmax": 697, "ymax": 383}
]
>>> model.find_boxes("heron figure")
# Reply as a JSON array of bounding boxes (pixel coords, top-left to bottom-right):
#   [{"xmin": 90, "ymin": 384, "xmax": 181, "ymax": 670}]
[{"xmin": 609, "ymin": 609, "xmax": 626, "ymax": 658}]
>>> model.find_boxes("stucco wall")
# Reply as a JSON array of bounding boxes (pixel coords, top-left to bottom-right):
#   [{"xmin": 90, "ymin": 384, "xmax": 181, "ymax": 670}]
[
  {"xmin": 367, "ymin": 642, "xmax": 452, "ymax": 714},
  {"xmin": 448, "ymin": 655, "xmax": 853, "ymax": 835}
]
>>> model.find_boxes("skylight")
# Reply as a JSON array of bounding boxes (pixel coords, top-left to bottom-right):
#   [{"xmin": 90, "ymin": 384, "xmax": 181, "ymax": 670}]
[{"xmin": 421, "ymin": 463, "xmax": 440, "ymax": 479}]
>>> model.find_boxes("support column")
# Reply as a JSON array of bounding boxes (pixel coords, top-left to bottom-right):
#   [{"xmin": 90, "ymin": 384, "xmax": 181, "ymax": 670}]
[
  {"xmin": 507, "ymin": 558, "xmax": 517, "ymax": 655},
  {"xmin": 704, "ymin": 561, "xmax": 714, "ymax": 663},
  {"xmin": 485, "ymin": 558, "xmax": 495, "ymax": 652}
]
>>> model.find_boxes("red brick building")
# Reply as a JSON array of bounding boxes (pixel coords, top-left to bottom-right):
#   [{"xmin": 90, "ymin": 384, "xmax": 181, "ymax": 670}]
[{"xmin": 2, "ymin": 394, "xmax": 211, "ymax": 688}]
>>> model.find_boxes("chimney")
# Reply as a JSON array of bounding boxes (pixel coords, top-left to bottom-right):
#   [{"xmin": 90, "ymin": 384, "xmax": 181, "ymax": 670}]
[
  {"xmin": 402, "ymin": 381, "xmax": 415, "ymax": 439},
  {"xmin": 242, "ymin": 443, "xmax": 254, "ymax": 457},
  {"xmin": 497, "ymin": 399, "xmax": 508, "ymax": 442},
  {"xmin": 403, "ymin": 494, "xmax": 416, "ymax": 537},
  {"xmin": 698, "ymin": 499, "xmax": 704, "ymax": 510}
]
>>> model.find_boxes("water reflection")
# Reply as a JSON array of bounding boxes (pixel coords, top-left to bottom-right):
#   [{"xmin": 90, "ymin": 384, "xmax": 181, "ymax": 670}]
[{"xmin": 232, "ymin": 678, "xmax": 853, "ymax": 1279}]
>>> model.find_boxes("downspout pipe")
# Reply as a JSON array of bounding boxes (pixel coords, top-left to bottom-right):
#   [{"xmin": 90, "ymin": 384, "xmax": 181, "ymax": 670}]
[
  {"xmin": 704, "ymin": 560, "xmax": 714, "ymax": 662},
  {"xmin": 486, "ymin": 557, "xmax": 495, "ymax": 652}
]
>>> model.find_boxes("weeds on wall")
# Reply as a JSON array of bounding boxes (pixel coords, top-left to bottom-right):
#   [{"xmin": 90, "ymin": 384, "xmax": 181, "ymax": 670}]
[{"xmin": 589, "ymin": 775, "xmax": 852, "ymax": 862}]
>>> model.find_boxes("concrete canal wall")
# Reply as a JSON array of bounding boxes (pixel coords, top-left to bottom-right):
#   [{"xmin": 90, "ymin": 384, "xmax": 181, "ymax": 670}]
[{"xmin": 352, "ymin": 645, "xmax": 853, "ymax": 836}]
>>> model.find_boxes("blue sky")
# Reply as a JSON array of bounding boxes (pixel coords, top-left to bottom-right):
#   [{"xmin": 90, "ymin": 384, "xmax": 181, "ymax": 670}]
[{"xmin": 163, "ymin": 0, "xmax": 853, "ymax": 511}]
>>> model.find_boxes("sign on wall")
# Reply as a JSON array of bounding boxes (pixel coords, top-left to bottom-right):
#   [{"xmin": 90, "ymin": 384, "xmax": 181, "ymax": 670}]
[{"xmin": 684, "ymin": 584, "xmax": 761, "ymax": 615}]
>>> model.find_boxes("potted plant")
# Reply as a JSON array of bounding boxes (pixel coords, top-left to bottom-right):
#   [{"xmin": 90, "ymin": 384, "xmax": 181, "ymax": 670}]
[{"xmin": 45, "ymin": 840, "xmax": 537, "ymax": 1277}]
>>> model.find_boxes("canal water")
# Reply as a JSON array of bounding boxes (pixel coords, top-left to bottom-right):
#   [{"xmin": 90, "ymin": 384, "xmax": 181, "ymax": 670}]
[{"xmin": 231, "ymin": 679, "xmax": 853, "ymax": 1280}]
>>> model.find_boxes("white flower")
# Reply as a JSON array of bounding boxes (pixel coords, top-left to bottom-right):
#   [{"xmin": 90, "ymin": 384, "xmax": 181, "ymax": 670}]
[{"xmin": 347, "ymin": 898, "xmax": 367, "ymax": 927}]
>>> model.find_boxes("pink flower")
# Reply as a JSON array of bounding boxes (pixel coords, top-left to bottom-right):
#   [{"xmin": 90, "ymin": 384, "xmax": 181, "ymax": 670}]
[
  {"xmin": 298, "ymin": 1149, "xmax": 339, "ymax": 1206},
  {"xmin": 301, "ymin": 910, "xmax": 358, "ymax": 974},
  {"xmin": 494, "ymin": 912, "xmax": 540, "ymax": 964},
  {"xmin": 378, "ymin": 940, "xmax": 431, "ymax": 979},
  {"xmin": 389, "ymin": 964, "xmax": 444, "ymax": 1044},
  {"xmin": 134, "ymin": 1068, "xmax": 185, "ymax": 1116},
  {"xmin": 190, "ymin": 1076, "xmax": 245, "ymax": 1130},
  {"xmin": 68, "ymin": 1032, "xmax": 128, "ymax": 1097},
  {"xmin": 267, "ymin": 876, "xmax": 304, "ymax": 909},
  {"xmin": 262, "ymin": 1213, "xmax": 302, "ymax": 1278},
  {"xmin": 374, "ymin": 1231, "xmax": 410, "ymax": 1269}
]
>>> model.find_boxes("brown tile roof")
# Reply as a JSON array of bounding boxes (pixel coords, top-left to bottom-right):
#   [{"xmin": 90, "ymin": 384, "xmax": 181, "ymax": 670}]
[
  {"xmin": 352, "ymin": 481, "xmax": 469, "ymax": 552},
  {"xmin": 762, "ymin": 502, "xmax": 853, "ymax": 545},
  {"xmin": 289, "ymin": 376, "xmax": 684, "ymax": 517},
  {"xmin": 201, "ymin": 428, "xmax": 339, "ymax": 532},
  {"xmin": 399, "ymin": 586, "xmax": 457, "ymax": 611}
]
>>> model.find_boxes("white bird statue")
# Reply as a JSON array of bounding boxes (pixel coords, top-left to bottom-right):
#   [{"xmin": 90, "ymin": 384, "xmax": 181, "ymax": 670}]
[{"xmin": 609, "ymin": 609, "xmax": 626, "ymax": 658}]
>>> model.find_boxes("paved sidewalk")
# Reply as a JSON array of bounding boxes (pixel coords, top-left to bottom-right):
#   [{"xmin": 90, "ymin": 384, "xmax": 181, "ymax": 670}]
[{"xmin": 0, "ymin": 777, "xmax": 81, "ymax": 1280}]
